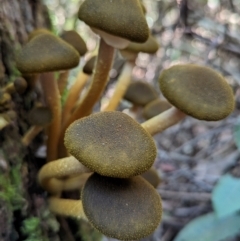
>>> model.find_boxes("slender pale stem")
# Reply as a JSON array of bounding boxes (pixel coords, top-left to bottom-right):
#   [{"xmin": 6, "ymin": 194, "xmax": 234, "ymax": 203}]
[
  {"xmin": 49, "ymin": 197, "xmax": 87, "ymax": 220},
  {"xmin": 57, "ymin": 70, "xmax": 69, "ymax": 96},
  {"xmin": 62, "ymin": 173, "xmax": 91, "ymax": 191},
  {"xmin": 141, "ymin": 107, "xmax": 186, "ymax": 135},
  {"xmin": 38, "ymin": 156, "xmax": 91, "ymax": 194},
  {"xmin": 103, "ymin": 62, "xmax": 133, "ymax": 111},
  {"xmin": 21, "ymin": 125, "xmax": 43, "ymax": 146},
  {"xmin": 58, "ymin": 38, "xmax": 115, "ymax": 158},
  {"xmin": 40, "ymin": 72, "xmax": 61, "ymax": 162},
  {"xmin": 62, "ymin": 71, "xmax": 89, "ymax": 126}
]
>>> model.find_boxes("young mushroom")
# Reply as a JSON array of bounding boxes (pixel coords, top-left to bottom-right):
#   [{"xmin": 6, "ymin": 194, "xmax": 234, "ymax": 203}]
[
  {"xmin": 141, "ymin": 167, "xmax": 162, "ymax": 188},
  {"xmin": 57, "ymin": 30, "xmax": 88, "ymax": 96},
  {"xmin": 143, "ymin": 99, "xmax": 172, "ymax": 120},
  {"xmin": 22, "ymin": 106, "xmax": 52, "ymax": 146},
  {"xmin": 2, "ymin": 77, "xmax": 28, "ymax": 95},
  {"xmin": 124, "ymin": 80, "xmax": 159, "ymax": 106},
  {"xmin": 16, "ymin": 32, "xmax": 80, "ymax": 161},
  {"xmin": 141, "ymin": 64, "xmax": 235, "ymax": 135},
  {"xmin": 49, "ymin": 173, "xmax": 162, "ymax": 240}
]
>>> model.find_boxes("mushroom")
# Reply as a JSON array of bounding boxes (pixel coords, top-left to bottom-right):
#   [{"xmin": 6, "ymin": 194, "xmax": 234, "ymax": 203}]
[
  {"xmin": 16, "ymin": 32, "xmax": 80, "ymax": 161},
  {"xmin": 143, "ymin": 99, "xmax": 172, "ymax": 120},
  {"xmin": 48, "ymin": 173, "xmax": 162, "ymax": 240},
  {"xmin": 64, "ymin": 111, "xmax": 156, "ymax": 178},
  {"xmin": 141, "ymin": 64, "xmax": 235, "ymax": 135},
  {"xmin": 21, "ymin": 106, "xmax": 52, "ymax": 146},
  {"xmin": 78, "ymin": 0, "xmax": 149, "ymax": 49},
  {"xmin": 141, "ymin": 167, "xmax": 161, "ymax": 188},
  {"xmin": 124, "ymin": 80, "xmax": 159, "ymax": 108},
  {"xmin": 2, "ymin": 77, "xmax": 28, "ymax": 95},
  {"xmin": 58, "ymin": 0, "xmax": 149, "ymax": 157},
  {"xmin": 60, "ymin": 30, "xmax": 87, "ymax": 56},
  {"xmin": 38, "ymin": 111, "xmax": 156, "ymax": 193},
  {"xmin": 57, "ymin": 30, "xmax": 88, "ymax": 96},
  {"xmin": 104, "ymin": 35, "xmax": 159, "ymax": 111}
]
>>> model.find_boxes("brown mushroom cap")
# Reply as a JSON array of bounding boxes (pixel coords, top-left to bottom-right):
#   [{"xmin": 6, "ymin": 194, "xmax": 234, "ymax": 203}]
[
  {"xmin": 82, "ymin": 173, "xmax": 162, "ymax": 240},
  {"xmin": 16, "ymin": 33, "xmax": 80, "ymax": 74},
  {"xmin": 82, "ymin": 56, "xmax": 96, "ymax": 75},
  {"xmin": 27, "ymin": 106, "xmax": 52, "ymax": 126},
  {"xmin": 124, "ymin": 35, "xmax": 159, "ymax": 54},
  {"xmin": 28, "ymin": 28, "xmax": 52, "ymax": 41},
  {"xmin": 78, "ymin": 0, "xmax": 149, "ymax": 43},
  {"xmin": 143, "ymin": 99, "xmax": 172, "ymax": 119},
  {"xmin": 141, "ymin": 167, "xmax": 161, "ymax": 188},
  {"xmin": 14, "ymin": 77, "xmax": 28, "ymax": 94},
  {"xmin": 124, "ymin": 81, "xmax": 159, "ymax": 106},
  {"xmin": 159, "ymin": 64, "xmax": 235, "ymax": 121},
  {"xmin": 61, "ymin": 30, "xmax": 87, "ymax": 56},
  {"xmin": 64, "ymin": 111, "xmax": 156, "ymax": 178}
]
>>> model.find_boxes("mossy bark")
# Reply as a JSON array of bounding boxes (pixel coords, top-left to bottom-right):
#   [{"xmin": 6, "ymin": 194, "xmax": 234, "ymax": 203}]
[{"xmin": 0, "ymin": 1, "xmax": 60, "ymax": 240}]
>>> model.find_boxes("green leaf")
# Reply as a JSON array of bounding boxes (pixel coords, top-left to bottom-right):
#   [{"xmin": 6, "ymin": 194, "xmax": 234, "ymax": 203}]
[
  {"xmin": 173, "ymin": 212, "xmax": 240, "ymax": 241},
  {"xmin": 233, "ymin": 123, "xmax": 240, "ymax": 150},
  {"xmin": 212, "ymin": 174, "xmax": 240, "ymax": 218}
]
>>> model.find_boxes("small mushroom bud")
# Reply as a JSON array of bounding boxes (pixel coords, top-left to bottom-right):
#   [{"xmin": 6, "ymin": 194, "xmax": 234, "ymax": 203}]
[
  {"xmin": 143, "ymin": 99, "xmax": 172, "ymax": 120},
  {"xmin": 124, "ymin": 80, "xmax": 159, "ymax": 106},
  {"xmin": 22, "ymin": 106, "xmax": 52, "ymax": 146}
]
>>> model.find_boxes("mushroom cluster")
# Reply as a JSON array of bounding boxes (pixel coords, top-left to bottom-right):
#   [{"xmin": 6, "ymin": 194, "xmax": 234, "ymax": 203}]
[
  {"xmin": 38, "ymin": 111, "xmax": 162, "ymax": 240},
  {"xmin": 11, "ymin": 1, "xmax": 236, "ymax": 241}
]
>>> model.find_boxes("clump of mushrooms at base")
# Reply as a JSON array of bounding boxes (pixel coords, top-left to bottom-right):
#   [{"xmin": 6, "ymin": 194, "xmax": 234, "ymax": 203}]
[{"xmin": 13, "ymin": 0, "xmax": 236, "ymax": 240}]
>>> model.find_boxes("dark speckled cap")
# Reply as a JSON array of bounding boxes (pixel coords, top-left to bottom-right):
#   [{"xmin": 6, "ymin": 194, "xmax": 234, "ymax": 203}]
[
  {"xmin": 82, "ymin": 173, "xmax": 162, "ymax": 240},
  {"xmin": 16, "ymin": 33, "xmax": 80, "ymax": 74},
  {"xmin": 78, "ymin": 0, "xmax": 149, "ymax": 43},
  {"xmin": 159, "ymin": 64, "xmax": 235, "ymax": 121},
  {"xmin": 64, "ymin": 111, "xmax": 156, "ymax": 178}
]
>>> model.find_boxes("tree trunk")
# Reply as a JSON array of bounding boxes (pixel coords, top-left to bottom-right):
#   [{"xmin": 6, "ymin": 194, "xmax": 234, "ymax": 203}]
[{"xmin": 0, "ymin": 1, "xmax": 61, "ymax": 240}]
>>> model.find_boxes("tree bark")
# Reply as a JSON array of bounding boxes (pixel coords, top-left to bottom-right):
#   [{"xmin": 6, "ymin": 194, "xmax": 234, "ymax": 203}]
[{"xmin": 0, "ymin": 1, "xmax": 61, "ymax": 240}]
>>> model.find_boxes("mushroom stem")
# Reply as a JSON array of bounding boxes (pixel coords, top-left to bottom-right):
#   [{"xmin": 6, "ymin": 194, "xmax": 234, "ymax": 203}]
[
  {"xmin": 57, "ymin": 70, "xmax": 69, "ymax": 96},
  {"xmin": 103, "ymin": 61, "xmax": 134, "ymax": 111},
  {"xmin": 49, "ymin": 197, "xmax": 87, "ymax": 220},
  {"xmin": 38, "ymin": 156, "xmax": 91, "ymax": 194},
  {"xmin": 21, "ymin": 125, "xmax": 43, "ymax": 146},
  {"xmin": 58, "ymin": 38, "xmax": 115, "ymax": 157},
  {"xmin": 141, "ymin": 107, "xmax": 186, "ymax": 135},
  {"xmin": 40, "ymin": 72, "xmax": 61, "ymax": 162},
  {"xmin": 62, "ymin": 71, "xmax": 89, "ymax": 126}
]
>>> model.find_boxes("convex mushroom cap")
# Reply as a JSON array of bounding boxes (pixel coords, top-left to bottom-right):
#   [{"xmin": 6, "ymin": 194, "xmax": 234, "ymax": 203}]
[
  {"xmin": 143, "ymin": 99, "xmax": 172, "ymax": 119},
  {"xmin": 82, "ymin": 56, "xmax": 96, "ymax": 75},
  {"xmin": 82, "ymin": 173, "xmax": 162, "ymax": 240},
  {"xmin": 141, "ymin": 167, "xmax": 161, "ymax": 188},
  {"xmin": 27, "ymin": 106, "xmax": 52, "ymax": 126},
  {"xmin": 120, "ymin": 35, "xmax": 159, "ymax": 61},
  {"xmin": 64, "ymin": 111, "xmax": 156, "ymax": 178},
  {"xmin": 124, "ymin": 81, "xmax": 159, "ymax": 106},
  {"xmin": 16, "ymin": 33, "xmax": 80, "ymax": 73},
  {"xmin": 61, "ymin": 30, "xmax": 87, "ymax": 56},
  {"xmin": 28, "ymin": 28, "xmax": 52, "ymax": 41},
  {"xmin": 124, "ymin": 35, "xmax": 159, "ymax": 54},
  {"xmin": 159, "ymin": 64, "xmax": 235, "ymax": 121},
  {"xmin": 78, "ymin": 0, "xmax": 149, "ymax": 48}
]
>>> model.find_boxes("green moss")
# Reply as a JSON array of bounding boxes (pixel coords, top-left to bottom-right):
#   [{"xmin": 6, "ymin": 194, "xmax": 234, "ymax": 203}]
[
  {"xmin": 21, "ymin": 217, "xmax": 48, "ymax": 241},
  {"xmin": 0, "ymin": 165, "xmax": 25, "ymax": 211},
  {"xmin": 77, "ymin": 220, "xmax": 102, "ymax": 241}
]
